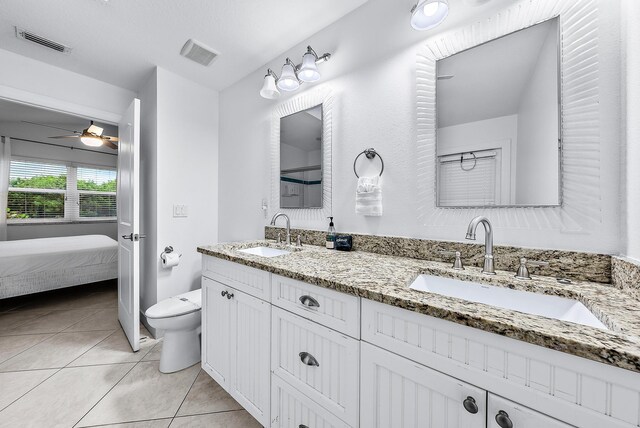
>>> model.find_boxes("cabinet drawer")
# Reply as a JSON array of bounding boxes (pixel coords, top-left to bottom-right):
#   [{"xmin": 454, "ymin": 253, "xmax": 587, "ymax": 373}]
[
  {"xmin": 272, "ymin": 307, "xmax": 359, "ymax": 427},
  {"xmin": 488, "ymin": 394, "xmax": 573, "ymax": 428},
  {"xmin": 272, "ymin": 275, "xmax": 360, "ymax": 338},
  {"xmin": 271, "ymin": 375, "xmax": 351, "ymax": 428},
  {"xmin": 202, "ymin": 255, "xmax": 270, "ymax": 301}
]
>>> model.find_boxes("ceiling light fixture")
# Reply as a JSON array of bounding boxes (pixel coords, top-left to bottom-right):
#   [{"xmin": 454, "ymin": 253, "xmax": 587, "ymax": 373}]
[
  {"xmin": 259, "ymin": 45, "xmax": 331, "ymax": 100},
  {"xmin": 410, "ymin": 0, "xmax": 449, "ymax": 31},
  {"xmin": 80, "ymin": 131, "xmax": 104, "ymax": 147}
]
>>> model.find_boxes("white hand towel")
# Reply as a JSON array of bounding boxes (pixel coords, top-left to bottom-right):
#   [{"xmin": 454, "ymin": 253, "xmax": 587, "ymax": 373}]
[{"xmin": 356, "ymin": 175, "xmax": 382, "ymax": 216}]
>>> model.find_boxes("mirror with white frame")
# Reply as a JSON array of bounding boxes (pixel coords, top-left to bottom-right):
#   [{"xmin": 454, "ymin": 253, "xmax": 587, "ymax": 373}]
[
  {"xmin": 436, "ymin": 17, "xmax": 560, "ymax": 208},
  {"xmin": 279, "ymin": 105, "xmax": 323, "ymax": 209}
]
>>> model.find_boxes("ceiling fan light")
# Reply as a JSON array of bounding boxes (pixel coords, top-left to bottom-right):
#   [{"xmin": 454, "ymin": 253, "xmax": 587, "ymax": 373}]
[
  {"xmin": 298, "ymin": 51, "xmax": 320, "ymax": 83},
  {"xmin": 260, "ymin": 73, "xmax": 280, "ymax": 99},
  {"xmin": 81, "ymin": 133, "xmax": 103, "ymax": 147},
  {"xmin": 277, "ymin": 60, "xmax": 300, "ymax": 92},
  {"xmin": 411, "ymin": 0, "xmax": 449, "ymax": 31}
]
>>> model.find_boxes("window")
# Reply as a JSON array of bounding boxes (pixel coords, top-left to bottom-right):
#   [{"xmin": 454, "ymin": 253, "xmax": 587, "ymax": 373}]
[
  {"xmin": 77, "ymin": 167, "xmax": 117, "ymax": 218},
  {"xmin": 8, "ymin": 160, "xmax": 67, "ymax": 220},
  {"xmin": 7, "ymin": 159, "xmax": 116, "ymax": 222},
  {"xmin": 437, "ymin": 149, "xmax": 500, "ymax": 207}
]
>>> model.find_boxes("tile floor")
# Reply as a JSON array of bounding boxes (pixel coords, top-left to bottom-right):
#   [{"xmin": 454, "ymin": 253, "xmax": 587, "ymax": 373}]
[{"xmin": 0, "ymin": 282, "xmax": 261, "ymax": 428}]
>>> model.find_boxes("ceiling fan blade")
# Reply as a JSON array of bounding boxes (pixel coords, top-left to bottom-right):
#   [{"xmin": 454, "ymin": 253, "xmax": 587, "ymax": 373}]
[
  {"xmin": 102, "ymin": 135, "xmax": 119, "ymax": 142},
  {"xmin": 22, "ymin": 121, "xmax": 80, "ymax": 134},
  {"xmin": 49, "ymin": 135, "xmax": 81, "ymax": 139},
  {"xmin": 103, "ymin": 140, "xmax": 118, "ymax": 150},
  {"xmin": 87, "ymin": 124, "xmax": 104, "ymax": 136}
]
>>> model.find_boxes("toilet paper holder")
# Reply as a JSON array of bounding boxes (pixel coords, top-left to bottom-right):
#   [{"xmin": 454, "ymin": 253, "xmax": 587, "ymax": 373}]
[{"xmin": 161, "ymin": 246, "xmax": 182, "ymax": 259}]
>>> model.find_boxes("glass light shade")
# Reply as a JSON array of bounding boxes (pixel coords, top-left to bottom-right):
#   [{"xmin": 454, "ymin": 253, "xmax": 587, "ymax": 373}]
[
  {"xmin": 277, "ymin": 62, "xmax": 300, "ymax": 92},
  {"xmin": 260, "ymin": 74, "xmax": 280, "ymax": 99},
  {"xmin": 411, "ymin": 0, "xmax": 449, "ymax": 31},
  {"xmin": 298, "ymin": 52, "xmax": 320, "ymax": 82},
  {"xmin": 81, "ymin": 134, "xmax": 103, "ymax": 147}
]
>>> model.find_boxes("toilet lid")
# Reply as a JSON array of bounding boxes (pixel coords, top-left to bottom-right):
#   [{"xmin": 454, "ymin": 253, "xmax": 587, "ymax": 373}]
[{"xmin": 145, "ymin": 289, "xmax": 202, "ymax": 319}]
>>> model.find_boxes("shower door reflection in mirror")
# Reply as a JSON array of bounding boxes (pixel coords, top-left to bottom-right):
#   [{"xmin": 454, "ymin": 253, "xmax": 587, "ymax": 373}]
[{"xmin": 436, "ymin": 17, "xmax": 560, "ymax": 207}]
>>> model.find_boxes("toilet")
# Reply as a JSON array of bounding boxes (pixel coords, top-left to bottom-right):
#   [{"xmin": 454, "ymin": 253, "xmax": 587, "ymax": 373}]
[{"xmin": 145, "ymin": 289, "xmax": 202, "ymax": 373}]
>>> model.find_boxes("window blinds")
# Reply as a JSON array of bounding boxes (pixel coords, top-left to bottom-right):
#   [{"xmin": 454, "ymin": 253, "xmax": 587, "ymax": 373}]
[
  {"xmin": 437, "ymin": 151, "xmax": 498, "ymax": 207},
  {"xmin": 77, "ymin": 167, "xmax": 117, "ymax": 218},
  {"xmin": 8, "ymin": 160, "xmax": 67, "ymax": 219}
]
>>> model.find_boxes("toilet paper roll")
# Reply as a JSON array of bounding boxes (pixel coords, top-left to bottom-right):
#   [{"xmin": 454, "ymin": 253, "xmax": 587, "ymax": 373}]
[{"xmin": 161, "ymin": 252, "xmax": 180, "ymax": 268}]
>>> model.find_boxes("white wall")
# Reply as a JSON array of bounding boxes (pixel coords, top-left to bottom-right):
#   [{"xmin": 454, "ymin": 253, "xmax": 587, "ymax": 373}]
[
  {"xmin": 622, "ymin": 0, "xmax": 640, "ymax": 261},
  {"xmin": 515, "ymin": 28, "xmax": 559, "ymax": 206},
  {"xmin": 219, "ymin": 0, "xmax": 622, "ymax": 254},
  {"xmin": 0, "ymin": 49, "xmax": 135, "ymax": 121},
  {"xmin": 138, "ymin": 67, "xmax": 219, "ymax": 319}
]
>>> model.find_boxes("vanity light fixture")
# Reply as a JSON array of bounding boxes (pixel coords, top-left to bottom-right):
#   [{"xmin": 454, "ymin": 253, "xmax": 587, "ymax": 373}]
[
  {"xmin": 410, "ymin": 0, "xmax": 449, "ymax": 31},
  {"xmin": 259, "ymin": 45, "xmax": 331, "ymax": 99}
]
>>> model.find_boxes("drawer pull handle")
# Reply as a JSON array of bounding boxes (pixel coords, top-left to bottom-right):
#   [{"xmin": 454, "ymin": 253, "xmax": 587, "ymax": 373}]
[
  {"xmin": 299, "ymin": 295, "xmax": 320, "ymax": 309},
  {"xmin": 221, "ymin": 291, "xmax": 228, "ymax": 297},
  {"xmin": 462, "ymin": 396, "xmax": 478, "ymax": 414},
  {"xmin": 226, "ymin": 292, "xmax": 234, "ymax": 300},
  {"xmin": 495, "ymin": 410, "xmax": 513, "ymax": 428},
  {"xmin": 299, "ymin": 352, "xmax": 319, "ymax": 367},
  {"xmin": 221, "ymin": 290, "xmax": 234, "ymax": 299}
]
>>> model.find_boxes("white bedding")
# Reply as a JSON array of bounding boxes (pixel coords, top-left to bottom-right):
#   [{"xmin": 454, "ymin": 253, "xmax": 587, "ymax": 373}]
[{"xmin": 0, "ymin": 235, "xmax": 118, "ymax": 278}]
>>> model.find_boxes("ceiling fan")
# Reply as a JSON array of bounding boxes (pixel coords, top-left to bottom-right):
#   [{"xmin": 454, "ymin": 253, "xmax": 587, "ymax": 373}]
[{"xmin": 23, "ymin": 120, "xmax": 119, "ymax": 150}]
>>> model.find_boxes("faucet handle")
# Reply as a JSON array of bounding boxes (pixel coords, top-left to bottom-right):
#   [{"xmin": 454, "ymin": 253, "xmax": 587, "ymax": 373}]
[
  {"xmin": 296, "ymin": 235, "xmax": 302, "ymax": 247},
  {"xmin": 440, "ymin": 250, "xmax": 464, "ymax": 270},
  {"xmin": 515, "ymin": 258, "xmax": 549, "ymax": 280},
  {"xmin": 277, "ymin": 232, "xmax": 282, "ymax": 244}
]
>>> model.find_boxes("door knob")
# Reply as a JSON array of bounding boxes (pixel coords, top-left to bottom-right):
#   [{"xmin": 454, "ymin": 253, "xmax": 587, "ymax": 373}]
[
  {"xmin": 495, "ymin": 410, "xmax": 513, "ymax": 428},
  {"xmin": 462, "ymin": 396, "xmax": 479, "ymax": 414}
]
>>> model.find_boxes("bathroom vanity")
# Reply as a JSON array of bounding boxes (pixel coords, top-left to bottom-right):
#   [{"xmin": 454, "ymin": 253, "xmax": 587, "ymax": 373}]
[{"xmin": 198, "ymin": 241, "xmax": 640, "ymax": 428}]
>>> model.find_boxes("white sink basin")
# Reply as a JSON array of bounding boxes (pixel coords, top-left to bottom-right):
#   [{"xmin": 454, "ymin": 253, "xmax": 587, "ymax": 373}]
[
  {"xmin": 410, "ymin": 274, "xmax": 607, "ymax": 330},
  {"xmin": 237, "ymin": 246, "xmax": 291, "ymax": 258}
]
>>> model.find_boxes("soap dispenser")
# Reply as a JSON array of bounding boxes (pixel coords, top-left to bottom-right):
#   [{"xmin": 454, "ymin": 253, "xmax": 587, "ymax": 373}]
[{"xmin": 326, "ymin": 217, "xmax": 336, "ymax": 249}]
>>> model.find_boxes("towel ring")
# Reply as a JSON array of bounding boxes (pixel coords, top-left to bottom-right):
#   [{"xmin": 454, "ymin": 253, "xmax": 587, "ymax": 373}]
[{"xmin": 353, "ymin": 148, "xmax": 384, "ymax": 178}]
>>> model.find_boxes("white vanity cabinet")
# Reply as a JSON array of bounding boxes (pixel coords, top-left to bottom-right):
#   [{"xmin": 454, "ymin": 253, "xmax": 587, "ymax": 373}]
[
  {"xmin": 360, "ymin": 341, "xmax": 486, "ymax": 428},
  {"xmin": 201, "ymin": 269, "xmax": 271, "ymax": 426}
]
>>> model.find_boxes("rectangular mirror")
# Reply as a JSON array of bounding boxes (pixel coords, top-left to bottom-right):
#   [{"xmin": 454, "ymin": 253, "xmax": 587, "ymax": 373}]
[
  {"xmin": 280, "ymin": 105, "xmax": 323, "ymax": 209},
  {"xmin": 436, "ymin": 17, "xmax": 560, "ymax": 207}
]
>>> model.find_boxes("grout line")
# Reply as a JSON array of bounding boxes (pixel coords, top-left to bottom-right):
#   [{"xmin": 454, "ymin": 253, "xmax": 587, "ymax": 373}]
[
  {"xmin": 78, "ymin": 416, "xmax": 173, "ymax": 427},
  {"xmin": 71, "ymin": 359, "xmax": 140, "ymax": 428},
  {"xmin": 0, "ymin": 367, "xmax": 63, "ymax": 413},
  {"xmin": 173, "ymin": 408, "xmax": 247, "ymax": 419},
  {"xmin": 65, "ymin": 328, "xmax": 121, "ymax": 368},
  {"xmin": 172, "ymin": 368, "xmax": 202, "ymax": 419},
  {"xmin": 0, "ymin": 334, "xmax": 55, "ymax": 365}
]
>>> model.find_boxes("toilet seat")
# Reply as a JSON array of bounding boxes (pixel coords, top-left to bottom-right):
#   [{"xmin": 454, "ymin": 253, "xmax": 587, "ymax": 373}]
[{"xmin": 146, "ymin": 289, "xmax": 201, "ymax": 319}]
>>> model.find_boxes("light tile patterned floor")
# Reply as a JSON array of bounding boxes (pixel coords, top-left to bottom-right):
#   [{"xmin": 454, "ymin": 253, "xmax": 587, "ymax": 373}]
[{"xmin": 0, "ymin": 282, "xmax": 261, "ymax": 428}]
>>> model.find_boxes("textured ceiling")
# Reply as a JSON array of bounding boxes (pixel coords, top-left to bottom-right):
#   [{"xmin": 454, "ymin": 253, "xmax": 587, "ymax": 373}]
[{"xmin": 0, "ymin": 0, "xmax": 369, "ymax": 92}]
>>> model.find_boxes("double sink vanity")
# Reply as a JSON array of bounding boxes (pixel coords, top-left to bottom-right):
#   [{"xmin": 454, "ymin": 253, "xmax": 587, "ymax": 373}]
[{"xmin": 197, "ymin": 227, "xmax": 640, "ymax": 428}]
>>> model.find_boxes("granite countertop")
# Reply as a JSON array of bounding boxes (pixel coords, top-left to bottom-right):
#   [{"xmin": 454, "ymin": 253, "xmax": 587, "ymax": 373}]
[{"xmin": 198, "ymin": 240, "xmax": 640, "ymax": 373}]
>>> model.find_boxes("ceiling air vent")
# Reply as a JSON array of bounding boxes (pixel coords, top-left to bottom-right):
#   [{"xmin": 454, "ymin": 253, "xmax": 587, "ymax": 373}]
[
  {"xmin": 15, "ymin": 27, "xmax": 72, "ymax": 54},
  {"xmin": 180, "ymin": 39, "xmax": 219, "ymax": 66}
]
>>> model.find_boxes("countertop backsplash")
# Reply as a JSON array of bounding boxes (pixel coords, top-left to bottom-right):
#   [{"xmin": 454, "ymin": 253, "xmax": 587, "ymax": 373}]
[{"xmin": 265, "ymin": 226, "xmax": 612, "ymax": 284}]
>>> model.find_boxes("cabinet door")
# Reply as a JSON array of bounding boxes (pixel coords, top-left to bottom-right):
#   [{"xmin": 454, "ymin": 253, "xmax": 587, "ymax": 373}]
[
  {"xmin": 229, "ymin": 288, "xmax": 271, "ymax": 427},
  {"xmin": 201, "ymin": 277, "xmax": 230, "ymax": 387},
  {"xmin": 488, "ymin": 394, "xmax": 574, "ymax": 428},
  {"xmin": 361, "ymin": 342, "xmax": 486, "ymax": 428}
]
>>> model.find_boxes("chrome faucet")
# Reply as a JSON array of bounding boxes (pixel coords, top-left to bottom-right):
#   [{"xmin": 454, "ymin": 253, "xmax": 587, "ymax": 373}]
[
  {"xmin": 270, "ymin": 212, "xmax": 291, "ymax": 245},
  {"xmin": 465, "ymin": 216, "xmax": 495, "ymax": 275}
]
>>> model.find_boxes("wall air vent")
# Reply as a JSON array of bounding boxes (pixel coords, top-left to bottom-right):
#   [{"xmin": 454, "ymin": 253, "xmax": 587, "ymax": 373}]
[
  {"xmin": 180, "ymin": 39, "xmax": 219, "ymax": 66},
  {"xmin": 15, "ymin": 27, "xmax": 72, "ymax": 54}
]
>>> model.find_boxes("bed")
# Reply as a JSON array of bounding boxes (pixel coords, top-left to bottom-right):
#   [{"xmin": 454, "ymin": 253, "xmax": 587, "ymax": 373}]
[{"xmin": 0, "ymin": 234, "xmax": 118, "ymax": 299}]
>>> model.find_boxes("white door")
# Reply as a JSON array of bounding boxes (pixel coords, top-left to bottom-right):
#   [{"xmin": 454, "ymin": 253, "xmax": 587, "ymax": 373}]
[
  {"xmin": 229, "ymin": 288, "xmax": 271, "ymax": 426},
  {"xmin": 488, "ymin": 394, "xmax": 574, "ymax": 428},
  {"xmin": 117, "ymin": 98, "xmax": 141, "ymax": 352},
  {"xmin": 360, "ymin": 342, "xmax": 486, "ymax": 428},
  {"xmin": 201, "ymin": 277, "xmax": 231, "ymax": 386}
]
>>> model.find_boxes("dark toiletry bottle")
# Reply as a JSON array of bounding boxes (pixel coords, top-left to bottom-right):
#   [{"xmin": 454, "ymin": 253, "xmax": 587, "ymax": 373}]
[{"xmin": 326, "ymin": 217, "xmax": 336, "ymax": 250}]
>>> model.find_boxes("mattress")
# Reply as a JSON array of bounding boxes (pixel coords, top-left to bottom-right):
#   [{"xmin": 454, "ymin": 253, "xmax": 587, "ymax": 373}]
[{"xmin": 0, "ymin": 234, "xmax": 118, "ymax": 278}]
